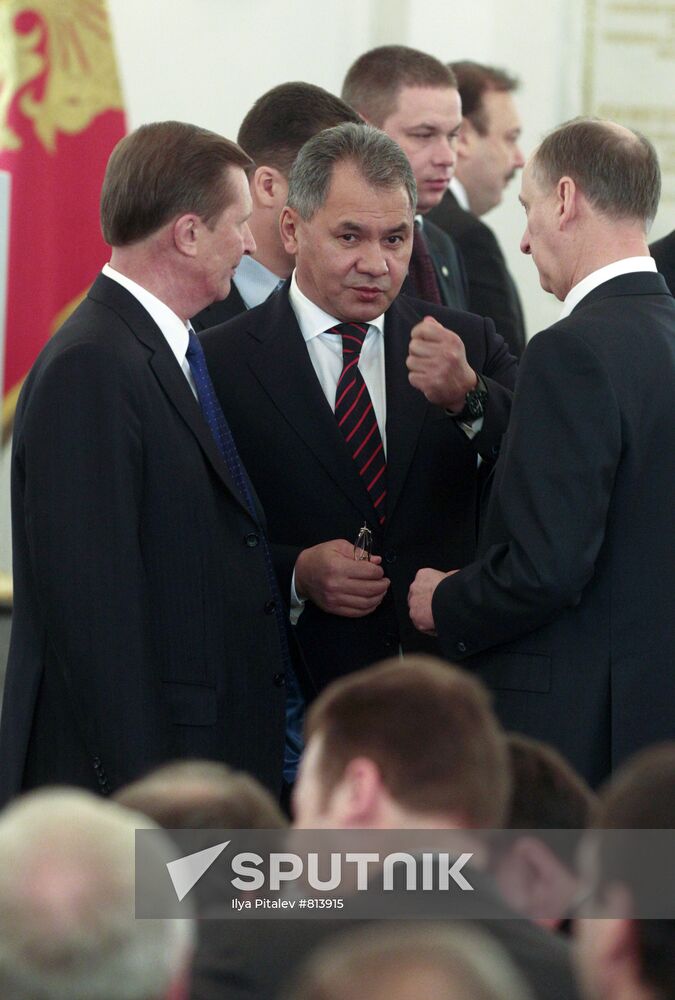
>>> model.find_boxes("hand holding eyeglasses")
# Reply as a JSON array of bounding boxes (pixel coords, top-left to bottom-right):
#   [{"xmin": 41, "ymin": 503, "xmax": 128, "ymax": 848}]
[{"xmin": 294, "ymin": 537, "xmax": 389, "ymax": 618}]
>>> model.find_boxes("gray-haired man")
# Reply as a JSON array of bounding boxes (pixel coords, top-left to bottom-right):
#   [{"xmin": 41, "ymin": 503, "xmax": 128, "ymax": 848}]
[{"xmin": 202, "ymin": 123, "xmax": 516, "ymax": 694}]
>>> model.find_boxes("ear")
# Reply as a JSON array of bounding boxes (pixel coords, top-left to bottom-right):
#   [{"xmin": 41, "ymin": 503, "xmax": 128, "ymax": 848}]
[
  {"xmin": 331, "ymin": 757, "xmax": 383, "ymax": 825},
  {"xmin": 173, "ymin": 213, "xmax": 201, "ymax": 258},
  {"xmin": 280, "ymin": 206, "xmax": 301, "ymax": 255},
  {"xmin": 252, "ymin": 165, "xmax": 287, "ymax": 209},
  {"xmin": 556, "ymin": 175, "xmax": 579, "ymax": 229}
]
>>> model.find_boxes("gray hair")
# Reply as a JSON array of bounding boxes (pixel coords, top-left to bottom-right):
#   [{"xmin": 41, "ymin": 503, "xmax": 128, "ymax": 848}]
[
  {"xmin": 532, "ymin": 117, "xmax": 660, "ymax": 228},
  {"xmin": 287, "ymin": 122, "xmax": 417, "ymax": 220},
  {"xmin": 0, "ymin": 789, "xmax": 194, "ymax": 1000},
  {"xmin": 285, "ymin": 922, "xmax": 534, "ymax": 1000}
]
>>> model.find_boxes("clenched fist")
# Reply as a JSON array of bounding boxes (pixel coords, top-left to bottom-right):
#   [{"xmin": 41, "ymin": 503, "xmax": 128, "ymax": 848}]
[{"xmin": 407, "ymin": 315, "xmax": 477, "ymax": 411}]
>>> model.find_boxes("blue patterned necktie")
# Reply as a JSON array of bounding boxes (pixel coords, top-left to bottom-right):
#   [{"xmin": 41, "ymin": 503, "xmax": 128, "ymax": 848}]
[{"xmin": 185, "ymin": 329, "xmax": 303, "ymax": 781}]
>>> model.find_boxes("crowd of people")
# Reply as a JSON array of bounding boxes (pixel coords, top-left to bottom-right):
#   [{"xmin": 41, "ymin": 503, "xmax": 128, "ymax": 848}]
[{"xmin": 0, "ymin": 40, "xmax": 673, "ymax": 1000}]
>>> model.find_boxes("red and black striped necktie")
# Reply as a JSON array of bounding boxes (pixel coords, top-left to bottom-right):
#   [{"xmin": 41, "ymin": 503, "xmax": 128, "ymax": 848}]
[{"xmin": 332, "ymin": 322, "xmax": 386, "ymax": 525}]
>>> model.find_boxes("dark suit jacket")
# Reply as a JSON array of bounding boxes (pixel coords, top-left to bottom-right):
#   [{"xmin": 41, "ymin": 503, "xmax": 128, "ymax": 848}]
[
  {"xmin": 650, "ymin": 229, "xmax": 675, "ymax": 295},
  {"xmin": 401, "ymin": 217, "xmax": 469, "ymax": 311},
  {"xmin": 429, "ymin": 189, "xmax": 526, "ymax": 357},
  {"xmin": 190, "ymin": 282, "xmax": 247, "ymax": 331},
  {"xmin": 0, "ymin": 274, "xmax": 288, "ymax": 804},
  {"xmin": 432, "ymin": 272, "xmax": 675, "ymax": 787},
  {"xmin": 190, "ymin": 866, "xmax": 580, "ymax": 1000},
  {"xmin": 202, "ymin": 288, "xmax": 516, "ymax": 694}
]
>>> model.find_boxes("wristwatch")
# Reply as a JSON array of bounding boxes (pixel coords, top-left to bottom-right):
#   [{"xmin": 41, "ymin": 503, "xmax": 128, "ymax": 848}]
[{"xmin": 453, "ymin": 375, "xmax": 488, "ymax": 423}]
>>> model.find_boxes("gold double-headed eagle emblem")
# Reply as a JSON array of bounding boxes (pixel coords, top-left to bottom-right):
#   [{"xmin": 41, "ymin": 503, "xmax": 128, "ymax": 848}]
[{"xmin": 0, "ymin": 0, "xmax": 123, "ymax": 153}]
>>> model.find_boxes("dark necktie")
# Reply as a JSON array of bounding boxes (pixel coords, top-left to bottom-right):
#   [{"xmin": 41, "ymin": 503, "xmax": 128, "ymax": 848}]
[
  {"xmin": 408, "ymin": 222, "xmax": 442, "ymax": 305},
  {"xmin": 185, "ymin": 330, "xmax": 303, "ymax": 779},
  {"xmin": 332, "ymin": 322, "xmax": 386, "ymax": 525}
]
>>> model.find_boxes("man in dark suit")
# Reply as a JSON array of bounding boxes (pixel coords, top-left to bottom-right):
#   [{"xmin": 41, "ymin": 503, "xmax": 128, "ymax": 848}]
[
  {"xmin": 190, "ymin": 658, "xmax": 579, "ymax": 1000},
  {"xmin": 191, "ymin": 83, "xmax": 361, "ymax": 332},
  {"xmin": 410, "ymin": 119, "xmax": 675, "ymax": 787},
  {"xmin": 202, "ymin": 123, "xmax": 516, "ymax": 695},
  {"xmin": 650, "ymin": 228, "xmax": 675, "ymax": 294},
  {"xmin": 342, "ymin": 46, "xmax": 469, "ymax": 311},
  {"xmin": 0, "ymin": 122, "xmax": 293, "ymax": 804},
  {"xmin": 428, "ymin": 62, "xmax": 527, "ymax": 356}
]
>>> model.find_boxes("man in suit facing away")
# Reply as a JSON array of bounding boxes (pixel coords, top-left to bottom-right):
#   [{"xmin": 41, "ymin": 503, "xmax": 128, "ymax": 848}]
[
  {"xmin": 342, "ymin": 46, "xmax": 469, "ymax": 311},
  {"xmin": 410, "ymin": 119, "xmax": 675, "ymax": 787},
  {"xmin": 0, "ymin": 122, "xmax": 294, "ymax": 805},
  {"xmin": 191, "ymin": 83, "xmax": 361, "ymax": 332},
  {"xmin": 202, "ymin": 123, "xmax": 516, "ymax": 696},
  {"xmin": 428, "ymin": 62, "xmax": 527, "ymax": 356}
]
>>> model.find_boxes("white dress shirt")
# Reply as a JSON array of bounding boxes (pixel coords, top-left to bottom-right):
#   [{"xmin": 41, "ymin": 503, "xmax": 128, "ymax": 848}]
[
  {"xmin": 560, "ymin": 257, "xmax": 657, "ymax": 319},
  {"xmin": 288, "ymin": 271, "xmax": 388, "ymax": 452},
  {"xmin": 234, "ymin": 254, "xmax": 285, "ymax": 310},
  {"xmin": 450, "ymin": 176, "xmax": 471, "ymax": 212},
  {"xmin": 102, "ymin": 263, "xmax": 197, "ymax": 397}
]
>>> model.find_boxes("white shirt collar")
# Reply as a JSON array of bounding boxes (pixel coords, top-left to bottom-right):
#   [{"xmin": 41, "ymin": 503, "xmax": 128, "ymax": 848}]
[
  {"xmin": 560, "ymin": 257, "xmax": 658, "ymax": 318},
  {"xmin": 288, "ymin": 270, "xmax": 386, "ymax": 343},
  {"xmin": 450, "ymin": 176, "xmax": 470, "ymax": 212},
  {"xmin": 234, "ymin": 253, "xmax": 284, "ymax": 310},
  {"xmin": 102, "ymin": 263, "xmax": 190, "ymax": 367}
]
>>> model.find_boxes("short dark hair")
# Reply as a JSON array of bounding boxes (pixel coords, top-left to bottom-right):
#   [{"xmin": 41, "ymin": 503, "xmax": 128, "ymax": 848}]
[
  {"xmin": 450, "ymin": 61, "xmax": 519, "ymax": 135},
  {"xmin": 342, "ymin": 45, "xmax": 457, "ymax": 127},
  {"xmin": 114, "ymin": 759, "xmax": 286, "ymax": 829},
  {"xmin": 287, "ymin": 122, "xmax": 416, "ymax": 221},
  {"xmin": 100, "ymin": 120, "xmax": 252, "ymax": 246},
  {"xmin": 532, "ymin": 117, "xmax": 661, "ymax": 227},
  {"xmin": 305, "ymin": 656, "xmax": 510, "ymax": 827},
  {"xmin": 593, "ymin": 743, "xmax": 675, "ymax": 999},
  {"xmin": 237, "ymin": 82, "xmax": 362, "ymax": 178},
  {"xmin": 491, "ymin": 734, "xmax": 596, "ymax": 870}
]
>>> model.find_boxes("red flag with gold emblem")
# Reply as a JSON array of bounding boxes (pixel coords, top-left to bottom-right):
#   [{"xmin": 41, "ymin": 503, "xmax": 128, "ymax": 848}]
[{"xmin": 0, "ymin": 0, "xmax": 126, "ymax": 435}]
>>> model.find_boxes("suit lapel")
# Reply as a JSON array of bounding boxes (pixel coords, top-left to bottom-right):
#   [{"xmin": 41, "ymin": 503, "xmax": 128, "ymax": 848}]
[
  {"xmin": 383, "ymin": 297, "xmax": 430, "ymax": 520},
  {"xmin": 88, "ymin": 274, "xmax": 255, "ymax": 521},
  {"xmin": 245, "ymin": 291, "xmax": 382, "ymax": 527}
]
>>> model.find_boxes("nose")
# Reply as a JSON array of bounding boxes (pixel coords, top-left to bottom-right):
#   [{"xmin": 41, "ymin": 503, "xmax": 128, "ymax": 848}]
[
  {"xmin": 513, "ymin": 144, "xmax": 526, "ymax": 170},
  {"xmin": 520, "ymin": 227, "xmax": 531, "ymax": 255},
  {"xmin": 242, "ymin": 222, "xmax": 256, "ymax": 256},
  {"xmin": 433, "ymin": 135, "xmax": 457, "ymax": 169},
  {"xmin": 356, "ymin": 241, "xmax": 388, "ymax": 277}
]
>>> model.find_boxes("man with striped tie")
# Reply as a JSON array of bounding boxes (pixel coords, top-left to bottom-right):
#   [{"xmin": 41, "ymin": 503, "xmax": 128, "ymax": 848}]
[{"xmin": 202, "ymin": 123, "xmax": 517, "ymax": 694}]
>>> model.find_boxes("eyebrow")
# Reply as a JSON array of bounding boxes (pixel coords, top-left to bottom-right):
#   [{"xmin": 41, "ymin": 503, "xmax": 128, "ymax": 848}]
[{"xmin": 337, "ymin": 219, "xmax": 412, "ymax": 234}]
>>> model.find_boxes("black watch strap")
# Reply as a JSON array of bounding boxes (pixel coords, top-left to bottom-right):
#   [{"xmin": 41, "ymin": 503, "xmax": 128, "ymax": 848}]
[{"xmin": 453, "ymin": 374, "xmax": 488, "ymax": 423}]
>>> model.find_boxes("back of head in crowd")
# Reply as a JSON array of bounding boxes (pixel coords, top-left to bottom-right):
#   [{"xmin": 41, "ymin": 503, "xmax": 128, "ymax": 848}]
[
  {"xmin": 237, "ymin": 82, "xmax": 362, "ymax": 178},
  {"xmin": 530, "ymin": 117, "xmax": 660, "ymax": 229},
  {"xmin": 576, "ymin": 742, "xmax": 675, "ymax": 1000},
  {"xmin": 491, "ymin": 734, "xmax": 596, "ymax": 931},
  {"xmin": 115, "ymin": 758, "xmax": 286, "ymax": 829},
  {"xmin": 293, "ymin": 655, "xmax": 510, "ymax": 829},
  {"xmin": 0, "ymin": 788, "xmax": 193, "ymax": 1000},
  {"xmin": 285, "ymin": 922, "xmax": 534, "ymax": 1000},
  {"xmin": 100, "ymin": 120, "xmax": 252, "ymax": 247},
  {"xmin": 341, "ymin": 44, "xmax": 456, "ymax": 127}
]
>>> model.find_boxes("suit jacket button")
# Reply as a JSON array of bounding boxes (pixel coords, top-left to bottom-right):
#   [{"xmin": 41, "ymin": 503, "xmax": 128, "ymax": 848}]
[
  {"xmin": 384, "ymin": 633, "xmax": 398, "ymax": 651},
  {"xmin": 264, "ymin": 600, "xmax": 276, "ymax": 615},
  {"xmin": 273, "ymin": 672, "xmax": 286, "ymax": 688},
  {"xmin": 457, "ymin": 641, "xmax": 467, "ymax": 653},
  {"xmin": 384, "ymin": 551, "xmax": 397, "ymax": 564},
  {"xmin": 245, "ymin": 532, "xmax": 259, "ymax": 547}
]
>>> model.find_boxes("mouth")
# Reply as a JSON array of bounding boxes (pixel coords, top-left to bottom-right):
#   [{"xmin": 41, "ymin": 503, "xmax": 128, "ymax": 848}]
[
  {"xmin": 352, "ymin": 286, "xmax": 387, "ymax": 301},
  {"xmin": 425, "ymin": 178, "xmax": 450, "ymax": 190}
]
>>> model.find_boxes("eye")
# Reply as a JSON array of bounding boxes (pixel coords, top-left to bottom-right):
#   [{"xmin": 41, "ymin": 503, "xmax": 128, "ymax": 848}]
[
  {"xmin": 385, "ymin": 234, "xmax": 405, "ymax": 246},
  {"xmin": 410, "ymin": 130, "xmax": 434, "ymax": 139},
  {"xmin": 339, "ymin": 233, "xmax": 358, "ymax": 243}
]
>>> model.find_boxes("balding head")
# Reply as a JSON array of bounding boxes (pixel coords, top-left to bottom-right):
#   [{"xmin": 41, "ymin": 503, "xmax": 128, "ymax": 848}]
[
  {"xmin": 0, "ymin": 788, "xmax": 193, "ymax": 1000},
  {"xmin": 531, "ymin": 117, "xmax": 660, "ymax": 228}
]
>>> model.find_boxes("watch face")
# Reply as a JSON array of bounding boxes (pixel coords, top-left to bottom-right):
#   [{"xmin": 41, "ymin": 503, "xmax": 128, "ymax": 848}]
[{"xmin": 466, "ymin": 388, "xmax": 487, "ymax": 419}]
